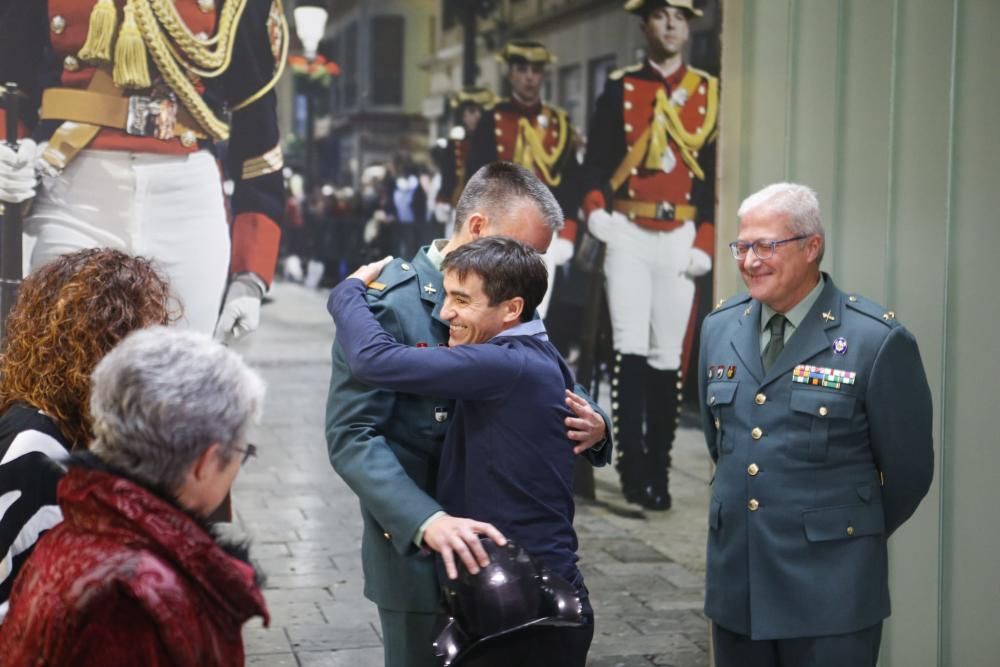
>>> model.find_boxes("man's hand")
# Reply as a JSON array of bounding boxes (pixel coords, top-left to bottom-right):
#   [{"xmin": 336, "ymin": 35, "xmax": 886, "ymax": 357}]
[
  {"xmin": 0, "ymin": 138, "xmax": 39, "ymax": 204},
  {"xmin": 347, "ymin": 256, "xmax": 393, "ymax": 287},
  {"xmin": 422, "ymin": 515, "xmax": 507, "ymax": 580},
  {"xmin": 214, "ymin": 274, "xmax": 264, "ymax": 344},
  {"xmin": 565, "ymin": 389, "xmax": 606, "ymax": 455}
]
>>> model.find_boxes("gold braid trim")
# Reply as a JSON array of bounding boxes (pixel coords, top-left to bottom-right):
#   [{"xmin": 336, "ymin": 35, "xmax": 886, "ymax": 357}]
[
  {"xmin": 231, "ymin": 0, "xmax": 287, "ymax": 112},
  {"xmin": 148, "ymin": 0, "xmax": 246, "ymax": 71},
  {"xmin": 133, "ymin": 0, "xmax": 229, "ymax": 140},
  {"xmin": 644, "ymin": 73, "xmax": 718, "ymax": 180},
  {"xmin": 512, "ymin": 107, "xmax": 569, "ymax": 187}
]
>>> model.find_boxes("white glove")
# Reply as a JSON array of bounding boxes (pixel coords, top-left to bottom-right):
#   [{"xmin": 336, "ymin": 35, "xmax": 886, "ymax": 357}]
[
  {"xmin": 586, "ymin": 208, "xmax": 616, "ymax": 243},
  {"xmin": 546, "ymin": 236, "xmax": 574, "ymax": 267},
  {"xmin": 0, "ymin": 138, "xmax": 39, "ymax": 204},
  {"xmin": 685, "ymin": 247, "xmax": 712, "ymax": 278},
  {"xmin": 214, "ymin": 274, "xmax": 265, "ymax": 344},
  {"xmin": 433, "ymin": 201, "xmax": 452, "ymax": 224}
]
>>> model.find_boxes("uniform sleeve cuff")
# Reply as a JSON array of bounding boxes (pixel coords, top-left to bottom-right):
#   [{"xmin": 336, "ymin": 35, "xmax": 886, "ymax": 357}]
[{"xmin": 414, "ymin": 511, "xmax": 447, "ymax": 548}]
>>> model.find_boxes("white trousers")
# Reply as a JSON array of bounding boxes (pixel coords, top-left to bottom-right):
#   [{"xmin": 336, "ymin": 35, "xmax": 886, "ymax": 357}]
[
  {"xmin": 600, "ymin": 214, "xmax": 696, "ymax": 370},
  {"xmin": 25, "ymin": 149, "xmax": 231, "ymax": 334}
]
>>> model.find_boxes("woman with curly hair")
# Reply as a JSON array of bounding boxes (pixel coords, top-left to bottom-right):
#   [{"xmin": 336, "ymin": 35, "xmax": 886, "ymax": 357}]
[{"xmin": 0, "ymin": 248, "xmax": 175, "ymax": 621}]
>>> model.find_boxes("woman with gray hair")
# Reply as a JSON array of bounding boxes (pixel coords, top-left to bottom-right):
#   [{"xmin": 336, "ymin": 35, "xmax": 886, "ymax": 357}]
[{"xmin": 0, "ymin": 327, "xmax": 269, "ymax": 667}]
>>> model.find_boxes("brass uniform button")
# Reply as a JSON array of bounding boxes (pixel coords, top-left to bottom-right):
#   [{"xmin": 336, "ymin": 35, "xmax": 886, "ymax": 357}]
[
  {"xmin": 51, "ymin": 15, "xmax": 66, "ymax": 34},
  {"xmin": 198, "ymin": 0, "xmax": 215, "ymax": 12},
  {"xmin": 400, "ymin": 263, "xmax": 411, "ymax": 270},
  {"xmin": 624, "ymin": 123, "xmax": 633, "ymax": 132},
  {"xmin": 751, "ymin": 427, "xmax": 763, "ymax": 440},
  {"xmin": 494, "ymin": 128, "xmax": 502, "ymax": 136},
  {"xmin": 714, "ymin": 417, "xmax": 720, "ymax": 430},
  {"xmin": 383, "ymin": 531, "xmax": 392, "ymax": 540},
  {"xmin": 747, "ymin": 498, "xmax": 759, "ymax": 511},
  {"xmin": 849, "ymin": 295, "xmax": 858, "ymax": 302},
  {"xmin": 846, "ymin": 526, "xmax": 855, "ymax": 536},
  {"xmin": 754, "ymin": 393, "xmax": 766, "ymax": 405},
  {"xmin": 747, "ymin": 463, "xmax": 759, "ymax": 476},
  {"xmin": 180, "ymin": 130, "xmax": 197, "ymax": 148},
  {"xmin": 63, "ymin": 55, "xmax": 79, "ymax": 72},
  {"xmin": 708, "ymin": 395, "xmax": 716, "ymax": 406},
  {"xmin": 818, "ymin": 406, "xmax": 829, "ymax": 417}
]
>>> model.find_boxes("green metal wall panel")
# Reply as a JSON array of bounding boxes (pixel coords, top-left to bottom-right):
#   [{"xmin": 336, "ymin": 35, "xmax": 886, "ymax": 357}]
[{"xmin": 942, "ymin": 0, "xmax": 1000, "ymax": 663}]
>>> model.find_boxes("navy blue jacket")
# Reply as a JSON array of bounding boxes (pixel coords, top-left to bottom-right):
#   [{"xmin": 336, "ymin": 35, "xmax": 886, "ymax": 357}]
[{"xmin": 329, "ymin": 278, "xmax": 582, "ymax": 589}]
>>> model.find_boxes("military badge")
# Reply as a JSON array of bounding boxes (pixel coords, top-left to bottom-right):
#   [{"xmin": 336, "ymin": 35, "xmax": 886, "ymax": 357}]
[
  {"xmin": 423, "ymin": 283, "xmax": 437, "ymax": 294},
  {"xmin": 726, "ymin": 365, "xmax": 736, "ymax": 379},
  {"xmin": 715, "ymin": 366, "xmax": 724, "ymax": 380},
  {"xmin": 707, "ymin": 366, "xmax": 715, "ymax": 380},
  {"xmin": 833, "ymin": 337, "xmax": 848, "ymax": 355},
  {"xmin": 434, "ymin": 407, "xmax": 448, "ymax": 423},
  {"xmin": 416, "ymin": 342, "xmax": 428, "ymax": 348},
  {"xmin": 792, "ymin": 365, "xmax": 856, "ymax": 390}
]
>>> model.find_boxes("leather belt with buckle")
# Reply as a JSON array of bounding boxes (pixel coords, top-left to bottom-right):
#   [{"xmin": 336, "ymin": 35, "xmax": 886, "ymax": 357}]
[
  {"xmin": 613, "ymin": 198, "xmax": 697, "ymax": 224},
  {"xmin": 41, "ymin": 87, "xmax": 208, "ymax": 146}
]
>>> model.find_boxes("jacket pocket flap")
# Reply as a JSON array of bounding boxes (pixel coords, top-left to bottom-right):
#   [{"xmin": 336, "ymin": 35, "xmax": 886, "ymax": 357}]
[
  {"xmin": 790, "ymin": 389, "xmax": 855, "ymax": 419},
  {"xmin": 709, "ymin": 496, "xmax": 721, "ymax": 530},
  {"xmin": 802, "ymin": 503, "xmax": 885, "ymax": 542},
  {"xmin": 706, "ymin": 381, "xmax": 738, "ymax": 407}
]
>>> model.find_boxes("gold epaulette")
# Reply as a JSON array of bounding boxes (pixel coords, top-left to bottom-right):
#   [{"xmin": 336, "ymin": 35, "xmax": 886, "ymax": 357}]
[
  {"xmin": 686, "ymin": 65, "xmax": 718, "ymax": 84},
  {"xmin": 609, "ymin": 63, "xmax": 643, "ymax": 81}
]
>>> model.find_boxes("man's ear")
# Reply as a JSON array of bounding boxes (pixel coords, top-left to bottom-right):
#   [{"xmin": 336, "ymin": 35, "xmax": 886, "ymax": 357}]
[
  {"xmin": 805, "ymin": 234, "xmax": 823, "ymax": 264},
  {"xmin": 467, "ymin": 212, "xmax": 489, "ymax": 239},
  {"xmin": 502, "ymin": 296, "xmax": 525, "ymax": 324}
]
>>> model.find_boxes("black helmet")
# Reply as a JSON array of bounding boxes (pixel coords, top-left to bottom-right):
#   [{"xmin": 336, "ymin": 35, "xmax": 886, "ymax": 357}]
[{"xmin": 432, "ymin": 538, "xmax": 583, "ymax": 666}]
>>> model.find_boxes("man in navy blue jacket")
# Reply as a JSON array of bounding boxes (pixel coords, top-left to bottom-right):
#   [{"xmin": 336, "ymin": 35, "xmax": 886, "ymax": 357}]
[{"xmin": 329, "ymin": 236, "xmax": 592, "ymax": 666}]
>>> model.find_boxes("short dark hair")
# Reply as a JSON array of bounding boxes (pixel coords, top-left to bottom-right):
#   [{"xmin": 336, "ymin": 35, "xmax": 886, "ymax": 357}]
[
  {"xmin": 454, "ymin": 162, "xmax": 563, "ymax": 235},
  {"xmin": 441, "ymin": 236, "xmax": 548, "ymax": 323}
]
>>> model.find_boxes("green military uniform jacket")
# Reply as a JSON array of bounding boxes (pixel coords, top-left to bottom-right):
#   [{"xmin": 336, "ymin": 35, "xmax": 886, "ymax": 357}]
[
  {"xmin": 698, "ymin": 275, "xmax": 933, "ymax": 640},
  {"xmin": 326, "ymin": 247, "xmax": 611, "ymax": 613}
]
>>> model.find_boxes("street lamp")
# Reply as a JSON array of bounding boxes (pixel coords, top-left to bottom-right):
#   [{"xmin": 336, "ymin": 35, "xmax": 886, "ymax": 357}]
[
  {"xmin": 293, "ymin": 2, "xmax": 329, "ymax": 193},
  {"xmin": 294, "ymin": 4, "xmax": 328, "ymax": 60}
]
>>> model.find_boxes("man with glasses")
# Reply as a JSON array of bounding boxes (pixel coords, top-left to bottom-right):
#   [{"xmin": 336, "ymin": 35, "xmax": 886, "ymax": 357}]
[{"xmin": 698, "ymin": 182, "xmax": 934, "ymax": 666}]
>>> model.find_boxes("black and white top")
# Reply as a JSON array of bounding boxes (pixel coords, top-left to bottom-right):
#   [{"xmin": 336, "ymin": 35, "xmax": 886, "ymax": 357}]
[{"xmin": 0, "ymin": 402, "xmax": 70, "ymax": 622}]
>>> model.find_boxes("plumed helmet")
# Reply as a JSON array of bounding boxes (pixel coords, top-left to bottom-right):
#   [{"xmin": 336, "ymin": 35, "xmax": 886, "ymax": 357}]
[{"xmin": 432, "ymin": 538, "xmax": 583, "ymax": 666}]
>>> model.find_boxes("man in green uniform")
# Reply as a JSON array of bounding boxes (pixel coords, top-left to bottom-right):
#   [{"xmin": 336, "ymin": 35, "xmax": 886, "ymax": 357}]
[
  {"xmin": 325, "ymin": 162, "xmax": 611, "ymax": 667},
  {"xmin": 699, "ymin": 182, "xmax": 934, "ymax": 666}
]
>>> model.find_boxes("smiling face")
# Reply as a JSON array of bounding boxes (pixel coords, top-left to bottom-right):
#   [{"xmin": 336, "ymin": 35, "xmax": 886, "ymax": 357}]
[
  {"xmin": 508, "ymin": 62, "xmax": 545, "ymax": 105},
  {"xmin": 641, "ymin": 6, "xmax": 690, "ymax": 59},
  {"xmin": 440, "ymin": 270, "xmax": 522, "ymax": 346},
  {"xmin": 736, "ymin": 206, "xmax": 822, "ymax": 313}
]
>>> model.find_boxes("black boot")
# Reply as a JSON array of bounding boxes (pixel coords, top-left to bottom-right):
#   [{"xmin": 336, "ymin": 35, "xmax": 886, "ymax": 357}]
[
  {"xmin": 638, "ymin": 365, "xmax": 681, "ymax": 511},
  {"xmin": 612, "ymin": 352, "xmax": 647, "ymax": 504}
]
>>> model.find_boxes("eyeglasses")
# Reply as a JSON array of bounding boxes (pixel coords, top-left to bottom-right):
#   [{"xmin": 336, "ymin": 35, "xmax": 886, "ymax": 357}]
[
  {"xmin": 729, "ymin": 235, "xmax": 808, "ymax": 260},
  {"xmin": 232, "ymin": 443, "xmax": 258, "ymax": 466}
]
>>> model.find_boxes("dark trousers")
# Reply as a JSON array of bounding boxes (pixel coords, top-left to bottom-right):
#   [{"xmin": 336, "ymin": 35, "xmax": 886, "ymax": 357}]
[
  {"xmin": 378, "ymin": 607, "xmax": 439, "ymax": 667},
  {"xmin": 713, "ymin": 621, "xmax": 883, "ymax": 667},
  {"xmin": 459, "ymin": 600, "xmax": 594, "ymax": 667}
]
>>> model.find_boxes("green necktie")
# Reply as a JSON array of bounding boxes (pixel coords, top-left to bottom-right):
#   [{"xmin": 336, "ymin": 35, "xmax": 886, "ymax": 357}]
[{"xmin": 762, "ymin": 314, "xmax": 787, "ymax": 372}]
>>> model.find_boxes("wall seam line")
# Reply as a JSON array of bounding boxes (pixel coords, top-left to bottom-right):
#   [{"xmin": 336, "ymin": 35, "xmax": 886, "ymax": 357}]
[{"xmin": 937, "ymin": 1, "xmax": 960, "ymax": 664}]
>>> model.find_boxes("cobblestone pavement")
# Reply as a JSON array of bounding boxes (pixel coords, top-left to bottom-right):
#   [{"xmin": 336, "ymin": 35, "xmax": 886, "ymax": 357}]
[{"xmin": 233, "ymin": 281, "xmax": 712, "ymax": 667}]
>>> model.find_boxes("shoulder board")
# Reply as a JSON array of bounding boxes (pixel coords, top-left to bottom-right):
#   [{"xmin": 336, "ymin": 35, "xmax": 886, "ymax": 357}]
[
  {"xmin": 609, "ymin": 63, "xmax": 644, "ymax": 81},
  {"xmin": 844, "ymin": 294, "xmax": 900, "ymax": 328},
  {"xmin": 365, "ymin": 259, "xmax": 418, "ymax": 298},
  {"xmin": 686, "ymin": 66, "xmax": 718, "ymax": 84},
  {"xmin": 707, "ymin": 292, "xmax": 751, "ymax": 316}
]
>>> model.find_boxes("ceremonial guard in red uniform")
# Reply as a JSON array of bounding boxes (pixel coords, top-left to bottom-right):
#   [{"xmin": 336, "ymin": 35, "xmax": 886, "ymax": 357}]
[
  {"xmin": 432, "ymin": 86, "xmax": 495, "ymax": 235},
  {"xmin": 465, "ymin": 41, "xmax": 580, "ymax": 320},
  {"xmin": 0, "ymin": 0, "xmax": 287, "ymax": 338},
  {"xmin": 582, "ymin": 0, "xmax": 717, "ymax": 509}
]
